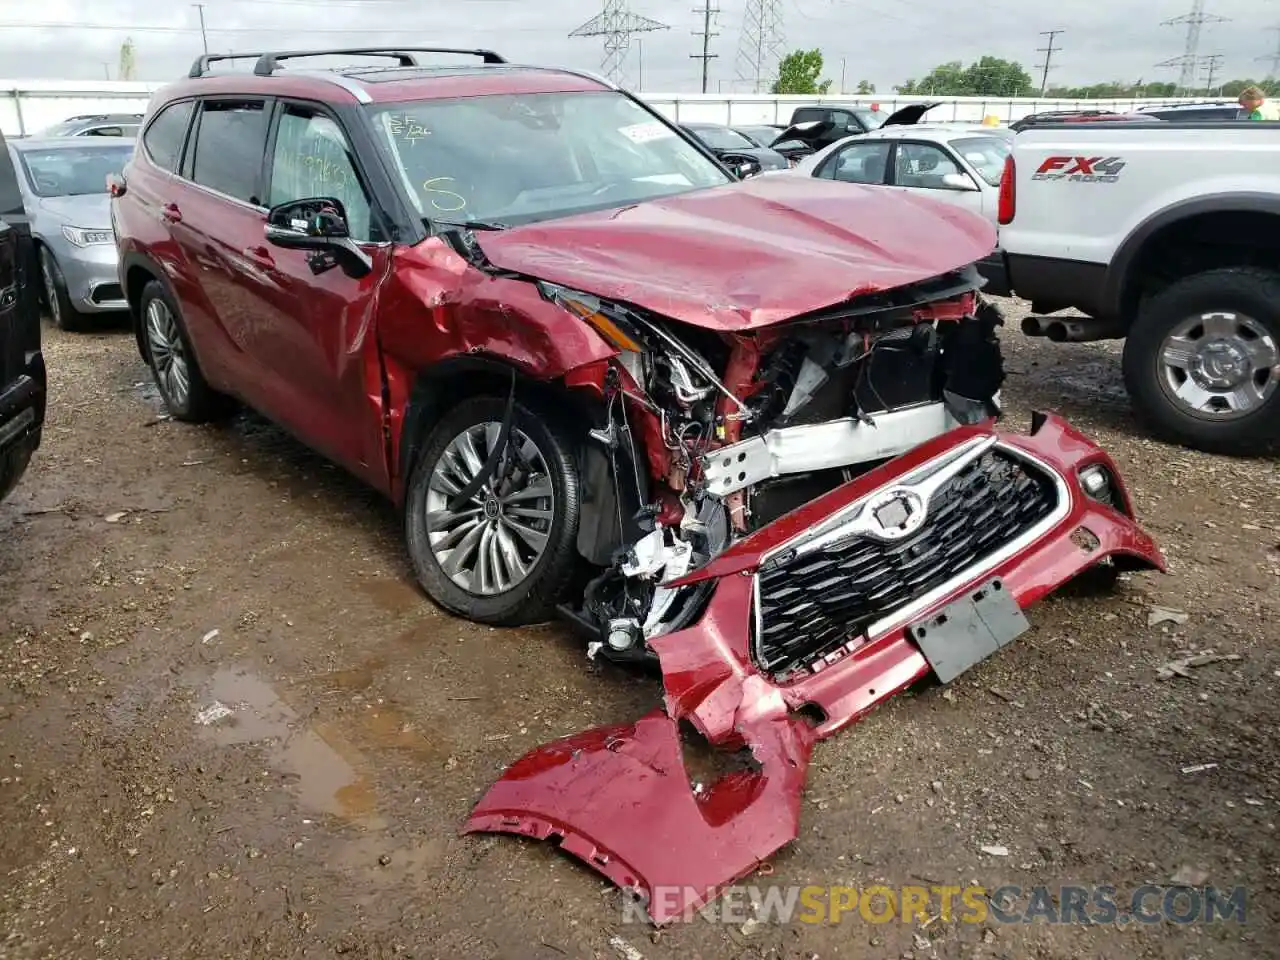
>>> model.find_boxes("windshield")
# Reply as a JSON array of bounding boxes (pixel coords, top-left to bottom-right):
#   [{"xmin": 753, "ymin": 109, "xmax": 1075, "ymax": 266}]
[
  {"xmin": 856, "ymin": 110, "xmax": 887, "ymax": 131},
  {"xmin": 949, "ymin": 136, "xmax": 1010, "ymax": 187},
  {"xmin": 19, "ymin": 145, "xmax": 133, "ymax": 197},
  {"xmin": 736, "ymin": 125, "xmax": 781, "ymax": 147},
  {"xmin": 689, "ymin": 126, "xmax": 755, "ymax": 150},
  {"xmin": 367, "ymin": 91, "xmax": 732, "ymax": 227}
]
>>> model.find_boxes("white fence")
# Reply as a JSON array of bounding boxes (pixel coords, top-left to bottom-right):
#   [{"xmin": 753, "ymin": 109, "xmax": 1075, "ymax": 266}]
[
  {"xmin": 0, "ymin": 78, "xmax": 1199, "ymax": 136},
  {"xmin": 640, "ymin": 93, "xmax": 1190, "ymax": 126}
]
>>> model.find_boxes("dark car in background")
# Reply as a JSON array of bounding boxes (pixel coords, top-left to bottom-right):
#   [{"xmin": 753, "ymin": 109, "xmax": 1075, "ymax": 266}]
[
  {"xmin": 679, "ymin": 122, "xmax": 789, "ymax": 172},
  {"xmin": 733, "ymin": 123, "xmax": 784, "ymax": 148},
  {"xmin": 1008, "ymin": 109, "xmax": 1163, "ymax": 132},
  {"xmin": 0, "ymin": 128, "xmax": 46, "ymax": 504},
  {"xmin": 782, "ymin": 101, "xmax": 941, "ymax": 151},
  {"xmin": 1136, "ymin": 101, "xmax": 1244, "ymax": 121}
]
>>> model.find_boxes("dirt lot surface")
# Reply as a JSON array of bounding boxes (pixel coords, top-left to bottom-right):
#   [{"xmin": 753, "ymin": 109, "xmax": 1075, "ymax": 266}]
[{"xmin": 2, "ymin": 301, "xmax": 1278, "ymax": 960}]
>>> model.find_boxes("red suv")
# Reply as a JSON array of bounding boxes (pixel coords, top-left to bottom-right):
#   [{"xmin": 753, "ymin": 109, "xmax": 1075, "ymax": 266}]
[{"xmin": 112, "ymin": 45, "xmax": 1159, "ymax": 685}]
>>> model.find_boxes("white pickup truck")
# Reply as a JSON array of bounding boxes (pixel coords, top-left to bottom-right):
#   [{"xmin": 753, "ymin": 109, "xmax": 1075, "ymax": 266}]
[{"xmin": 984, "ymin": 120, "xmax": 1280, "ymax": 455}]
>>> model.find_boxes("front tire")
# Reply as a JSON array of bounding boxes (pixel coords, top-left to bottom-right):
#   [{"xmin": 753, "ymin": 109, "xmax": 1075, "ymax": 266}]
[
  {"xmin": 39, "ymin": 247, "xmax": 88, "ymax": 332},
  {"xmin": 1122, "ymin": 267, "xmax": 1280, "ymax": 455},
  {"xmin": 138, "ymin": 280, "xmax": 234, "ymax": 423},
  {"xmin": 404, "ymin": 395, "xmax": 582, "ymax": 626}
]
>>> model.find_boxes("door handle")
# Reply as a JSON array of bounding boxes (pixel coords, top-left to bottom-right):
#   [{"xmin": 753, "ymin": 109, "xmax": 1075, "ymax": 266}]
[
  {"xmin": 242, "ymin": 245, "xmax": 275, "ymax": 268},
  {"xmin": 161, "ymin": 202, "xmax": 182, "ymax": 223}
]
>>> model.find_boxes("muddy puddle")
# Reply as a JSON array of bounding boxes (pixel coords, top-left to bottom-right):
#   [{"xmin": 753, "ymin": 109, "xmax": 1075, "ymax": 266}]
[{"xmin": 195, "ymin": 666, "xmax": 386, "ymax": 825}]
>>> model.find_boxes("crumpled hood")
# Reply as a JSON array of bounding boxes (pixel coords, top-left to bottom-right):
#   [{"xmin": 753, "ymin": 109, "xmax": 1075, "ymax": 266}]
[
  {"xmin": 477, "ymin": 176, "xmax": 996, "ymax": 331},
  {"xmin": 38, "ymin": 195, "xmax": 111, "ymax": 229}
]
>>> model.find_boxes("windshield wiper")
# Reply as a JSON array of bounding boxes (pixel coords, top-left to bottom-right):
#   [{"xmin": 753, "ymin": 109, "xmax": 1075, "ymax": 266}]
[{"xmin": 432, "ymin": 217, "xmax": 509, "ymax": 232}]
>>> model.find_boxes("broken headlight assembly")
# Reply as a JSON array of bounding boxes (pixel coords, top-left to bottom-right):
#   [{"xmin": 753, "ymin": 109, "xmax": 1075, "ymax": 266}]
[{"xmin": 537, "ymin": 281, "xmax": 649, "ymax": 385}]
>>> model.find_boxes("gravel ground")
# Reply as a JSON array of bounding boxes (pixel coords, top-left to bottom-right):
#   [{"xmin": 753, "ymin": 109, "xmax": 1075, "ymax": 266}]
[{"xmin": 1, "ymin": 300, "xmax": 1278, "ymax": 960}]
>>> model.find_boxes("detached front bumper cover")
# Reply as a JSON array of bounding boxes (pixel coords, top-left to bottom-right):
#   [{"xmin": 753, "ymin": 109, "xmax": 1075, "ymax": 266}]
[{"xmin": 463, "ymin": 412, "xmax": 1165, "ymax": 924}]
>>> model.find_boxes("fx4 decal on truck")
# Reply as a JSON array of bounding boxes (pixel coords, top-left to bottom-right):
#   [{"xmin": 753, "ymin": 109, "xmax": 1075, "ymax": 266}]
[{"xmin": 1032, "ymin": 156, "xmax": 1127, "ymax": 183}]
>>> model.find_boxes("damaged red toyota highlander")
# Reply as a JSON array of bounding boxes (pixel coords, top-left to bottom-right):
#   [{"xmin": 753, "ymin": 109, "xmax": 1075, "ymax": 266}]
[{"xmin": 112, "ymin": 48, "xmax": 1164, "ymax": 921}]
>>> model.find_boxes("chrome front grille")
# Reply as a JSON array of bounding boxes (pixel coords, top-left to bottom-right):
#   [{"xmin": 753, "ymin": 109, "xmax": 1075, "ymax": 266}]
[{"xmin": 754, "ymin": 446, "xmax": 1060, "ymax": 677}]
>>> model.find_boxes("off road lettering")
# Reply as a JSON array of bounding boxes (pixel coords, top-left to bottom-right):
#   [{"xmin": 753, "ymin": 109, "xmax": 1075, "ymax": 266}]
[{"xmin": 1032, "ymin": 155, "xmax": 1127, "ymax": 183}]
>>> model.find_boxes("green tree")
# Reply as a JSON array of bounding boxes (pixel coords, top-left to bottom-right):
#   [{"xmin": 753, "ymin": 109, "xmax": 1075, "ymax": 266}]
[
  {"xmin": 771, "ymin": 49, "xmax": 832, "ymax": 95},
  {"xmin": 855, "ymin": 79, "xmax": 875, "ymax": 94},
  {"xmin": 896, "ymin": 56, "xmax": 1032, "ymax": 96}
]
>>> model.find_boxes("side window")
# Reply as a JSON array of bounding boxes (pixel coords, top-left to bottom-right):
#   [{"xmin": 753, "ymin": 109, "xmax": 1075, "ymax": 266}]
[
  {"xmin": 268, "ymin": 104, "xmax": 374, "ymax": 242},
  {"xmin": 142, "ymin": 100, "xmax": 194, "ymax": 173},
  {"xmin": 85, "ymin": 126, "xmax": 123, "ymax": 137},
  {"xmin": 189, "ymin": 99, "xmax": 269, "ymax": 204},
  {"xmin": 791, "ymin": 108, "xmax": 830, "ymax": 125},
  {"xmin": 818, "ymin": 141, "xmax": 891, "ymax": 184},
  {"xmin": 894, "ymin": 142, "xmax": 964, "ymax": 188}
]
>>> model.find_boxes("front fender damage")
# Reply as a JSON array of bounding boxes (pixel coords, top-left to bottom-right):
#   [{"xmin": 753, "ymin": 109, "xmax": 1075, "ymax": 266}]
[{"xmin": 462, "ymin": 412, "xmax": 1166, "ymax": 925}]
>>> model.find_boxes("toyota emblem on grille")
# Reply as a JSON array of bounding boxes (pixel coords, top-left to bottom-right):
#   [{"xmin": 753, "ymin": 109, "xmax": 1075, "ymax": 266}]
[{"xmin": 865, "ymin": 487, "xmax": 927, "ymax": 540}]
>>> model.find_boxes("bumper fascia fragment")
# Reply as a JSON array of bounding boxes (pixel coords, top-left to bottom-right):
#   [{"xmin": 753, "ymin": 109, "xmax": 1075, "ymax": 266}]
[{"xmin": 464, "ymin": 412, "xmax": 1165, "ymax": 924}]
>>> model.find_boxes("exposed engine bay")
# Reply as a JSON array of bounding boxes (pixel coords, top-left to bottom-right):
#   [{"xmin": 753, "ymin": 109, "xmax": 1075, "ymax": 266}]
[{"xmin": 543, "ymin": 267, "xmax": 1008, "ymax": 667}]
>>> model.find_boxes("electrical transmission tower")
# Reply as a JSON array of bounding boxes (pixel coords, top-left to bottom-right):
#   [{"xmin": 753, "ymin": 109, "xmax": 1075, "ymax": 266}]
[
  {"xmin": 1157, "ymin": 0, "xmax": 1228, "ymax": 93},
  {"xmin": 734, "ymin": 0, "xmax": 785, "ymax": 94},
  {"xmin": 1257, "ymin": 26, "xmax": 1280, "ymax": 78},
  {"xmin": 570, "ymin": 0, "xmax": 669, "ymax": 87},
  {"xmin": 691, "ymin": 0, "xmax": 720, "ymax": 94},
  {"xmin": 1036, "ymin": 29, "xmax": 1063, "ymax": 96}
]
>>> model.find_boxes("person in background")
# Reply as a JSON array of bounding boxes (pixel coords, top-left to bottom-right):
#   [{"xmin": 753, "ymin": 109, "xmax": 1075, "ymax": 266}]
[{"xmin": 1238, "ymin": 86, "xmax": 1280, "ymax": 120}]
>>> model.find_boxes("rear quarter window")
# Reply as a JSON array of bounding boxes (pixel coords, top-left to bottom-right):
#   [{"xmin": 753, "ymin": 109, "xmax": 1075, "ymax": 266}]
[{"xmin": 142, "ymin": 100, "xmax": 195, "ymax": 173}]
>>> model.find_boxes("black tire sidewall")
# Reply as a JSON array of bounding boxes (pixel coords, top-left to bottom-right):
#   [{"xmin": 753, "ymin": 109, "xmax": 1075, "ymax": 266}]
[
  {"xmin": 1123, "ymin": 269, "xmax": 1280, "ymax": 454},
  {"xmin": 404, "ymin": 395, "xmax": 581, "ymax": 626},
  {"xmin": 40, "ymin": 247, "xmax": 84, "ymax": 332},
  {"xmin": 138, "ymin": 279, "xmax": 231, "ymax": 422}
]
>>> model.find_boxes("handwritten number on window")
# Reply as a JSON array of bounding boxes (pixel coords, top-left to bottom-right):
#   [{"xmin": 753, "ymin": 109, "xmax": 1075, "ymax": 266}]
[{"xmin": 388, "ymin": 113, "xmax": 430, "ymax": 145}]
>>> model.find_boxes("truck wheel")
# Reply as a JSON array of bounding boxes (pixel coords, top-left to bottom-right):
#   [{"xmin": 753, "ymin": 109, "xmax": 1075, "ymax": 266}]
[
  {"xmin": 404, "ymin": 395, "xmax": 582, "ymax": 626},
  {"xmin": 1122, "ymin": 267, "xmax": 1280, "ymax": 455}
]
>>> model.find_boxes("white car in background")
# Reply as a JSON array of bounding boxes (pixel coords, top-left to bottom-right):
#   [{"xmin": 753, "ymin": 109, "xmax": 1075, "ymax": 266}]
[{"xmin": 787, "ymin": 124, "xmax": 1012, "ymax": 225}]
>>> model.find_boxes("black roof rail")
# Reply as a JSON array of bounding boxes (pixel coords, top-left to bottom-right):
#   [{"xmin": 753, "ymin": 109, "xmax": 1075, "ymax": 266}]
[
  {"xmin": 251, "ymin": 46, "xmax": 506, "ymax": 76},
  {"xmin": 189, "ymin": 52, "xmax": 272, "ymax": 78}
]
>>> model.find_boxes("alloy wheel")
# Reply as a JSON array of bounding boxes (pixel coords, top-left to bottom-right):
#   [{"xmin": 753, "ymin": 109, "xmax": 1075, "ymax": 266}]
[
  {"xmin": 145, "ymin": 298, "xmax": 190, "ymax": 409},
  {"xmin": 1158, "ymin": 311, "xmax": 1279, "ymax": 420},
  {"xmin": 424, "ymin": 422, "xmax": 555, "ymax": 596}
]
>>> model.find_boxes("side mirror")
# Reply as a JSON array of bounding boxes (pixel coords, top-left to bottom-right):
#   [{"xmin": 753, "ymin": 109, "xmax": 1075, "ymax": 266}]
[
  {"xmin": 940, "ymin": 172, "xmax": 979, "ymax": 191},
  {"xmin": 722, "ymin": 154, "xmax": 763, "ymax": 180},
  {"xmin": 264, "ymin": 197, "xmax": 371, "ymax": 278}
]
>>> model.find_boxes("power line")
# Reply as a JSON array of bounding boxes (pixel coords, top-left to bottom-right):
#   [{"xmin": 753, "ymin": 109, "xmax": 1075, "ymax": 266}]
[
  {"xmin": 0, "ymin": 20, "xmax": 558, "ymax": 35},
  {"xmin": 1035, "ymin": 28, "xmax": 1063, "ymax": 96},
  {"xmin": 1257, "ymin": 26, "xmax": 1280, "ymax": 78},
  {"xmin": 690, "ymin": 0, "xmax": 719, "ymax": 94},
  {"xmin": 193, "ymin": 3, "xmax": 208, "ymax": 54},
  {"xmin": 1157, "ymin": 0, "xmax": 1228, "ymax": 93},
  {"xmin": 1200, "ymin": 52, "xmax": 1223, "ymax": 92}
]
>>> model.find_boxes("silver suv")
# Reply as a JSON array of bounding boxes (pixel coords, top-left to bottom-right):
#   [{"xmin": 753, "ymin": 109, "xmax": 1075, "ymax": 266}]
[{"xmin": 36, "ymin": 114, "xmax": 143, "ymax": 139}]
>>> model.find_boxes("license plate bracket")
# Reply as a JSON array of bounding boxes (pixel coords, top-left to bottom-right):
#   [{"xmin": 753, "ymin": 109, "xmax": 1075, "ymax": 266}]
[{"xmin": 906, "ymin": 578, "xmax": 1029, "ymax": 684}]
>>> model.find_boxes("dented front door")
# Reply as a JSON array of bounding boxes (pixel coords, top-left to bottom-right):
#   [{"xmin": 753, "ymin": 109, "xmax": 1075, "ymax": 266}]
[{"xmin": 235, "ymin": 101, "xmax": 393, "ymax": 490}]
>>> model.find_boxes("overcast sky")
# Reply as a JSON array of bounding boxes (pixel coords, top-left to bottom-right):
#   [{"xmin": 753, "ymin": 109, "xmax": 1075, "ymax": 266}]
[{"xmin": 0, "ymin": 0, "xmax": 1273, "ymax": 92}]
